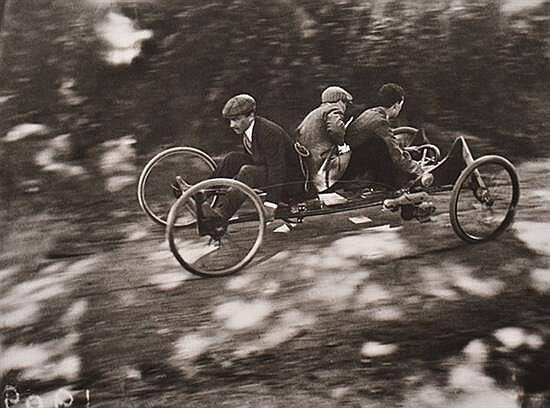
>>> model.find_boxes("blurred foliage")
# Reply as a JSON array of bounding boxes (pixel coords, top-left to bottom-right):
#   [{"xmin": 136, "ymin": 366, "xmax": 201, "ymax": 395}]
[{"xmin": 0, "ymin": 0, "xmax": 549, "ymax": 157}]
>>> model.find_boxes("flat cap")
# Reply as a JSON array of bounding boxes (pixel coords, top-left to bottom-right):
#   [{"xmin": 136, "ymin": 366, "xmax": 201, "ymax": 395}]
[
  {"xmin": 222, "ymin": 94, "xmax": 256, "ymax": 118},
  {"xmin": 321, "ymin": 86, "xmax": 353, "ymax": 104}
]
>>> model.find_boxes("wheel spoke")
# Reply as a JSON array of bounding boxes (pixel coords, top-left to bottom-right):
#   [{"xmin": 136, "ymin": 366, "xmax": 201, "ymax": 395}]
[
  {"xmin": 450, "ymin": 156, "xmax": 519, "ymax": 243},
  {"xmin": 167, "ymin": 178, "xmax": 265, "ymax": 277},
  {"xmin": 138, "ymin": 147, "xmax": 215, "ymax": 226}
]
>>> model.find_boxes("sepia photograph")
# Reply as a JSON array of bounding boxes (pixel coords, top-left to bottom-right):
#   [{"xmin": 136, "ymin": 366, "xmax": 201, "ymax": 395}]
[{"xmin": 1, "ymin": 0, "xmax": 549, "ymax": 406}]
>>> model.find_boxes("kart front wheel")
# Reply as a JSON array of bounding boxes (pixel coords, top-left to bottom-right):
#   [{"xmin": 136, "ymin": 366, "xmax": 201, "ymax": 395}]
[
  {"xmin": 393, "ymin": 126, "xmax": 419, "ymax": 148},
  {"xmin": 166, "ymin": 178, "xmax": 266, "ymax": 277},
  {"xmin": 137, "ymin": 147, "xmax": 216, "ymax": 227},
  {"xmin": 450, "ymin": 155, "xmax": 519, "ymax": 243}
]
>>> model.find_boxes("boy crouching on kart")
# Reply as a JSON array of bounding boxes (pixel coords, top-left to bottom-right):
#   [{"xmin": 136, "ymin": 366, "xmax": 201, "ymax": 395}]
[{"xmin": 343, "ymin": 83, "xmax": 436, "ymax": 221}]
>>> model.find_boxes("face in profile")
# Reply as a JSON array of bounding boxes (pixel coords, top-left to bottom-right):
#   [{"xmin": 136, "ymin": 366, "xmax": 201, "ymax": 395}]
[{"xmin": 228, "ymin": 113, "xmax": 254, "ymax": 135}]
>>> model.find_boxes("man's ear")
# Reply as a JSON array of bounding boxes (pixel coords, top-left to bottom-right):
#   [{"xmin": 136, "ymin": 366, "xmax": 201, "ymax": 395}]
[{"xmin": 393, "ymin": 98, "xmax": 404, "ymax": 114}]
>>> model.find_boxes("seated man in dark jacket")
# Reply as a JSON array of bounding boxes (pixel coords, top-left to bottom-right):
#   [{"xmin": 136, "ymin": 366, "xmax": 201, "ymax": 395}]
[
  {"xmin": 191, "ymin": 94, "xmax": 303, "ymax": 229},
  {"xmin": 343, "ymin": 83, "xmax": 422, "ymax": 189}
]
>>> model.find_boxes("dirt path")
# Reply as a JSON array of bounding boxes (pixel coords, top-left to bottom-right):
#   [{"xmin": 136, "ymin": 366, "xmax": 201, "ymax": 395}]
[{"xmin": 2, "ymin": 158, "xmax": 550, "ymax": 407}]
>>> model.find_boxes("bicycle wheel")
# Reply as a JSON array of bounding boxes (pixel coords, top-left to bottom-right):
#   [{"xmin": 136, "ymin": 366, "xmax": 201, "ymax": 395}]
[
  {"xmin": 137, "ymin": 147, "xmax": 216, "ymax": 226},
  {"xmin": 393, "ymin": 126, "xmax": 419, "ymax": 147},
  {"xmin": 166, "ymin": 178, "xmax": 265, "ymax": 277},
  {"xmin": 450, "ymin": 155, "xmax": 519, "ymax": 243}
]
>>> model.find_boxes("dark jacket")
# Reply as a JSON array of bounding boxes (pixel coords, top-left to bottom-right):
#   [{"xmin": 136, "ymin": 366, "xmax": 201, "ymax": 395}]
[
  {"xmin": 346, "ymin": 107, "xmax": 420, "ymax": 176},
  {"xmin": 344, "ymin": 103, "xmax": 368, "ymax": 124},
  {"xmin": 248, "ymin": 115, "xmax": 301, "ymax": 202}
]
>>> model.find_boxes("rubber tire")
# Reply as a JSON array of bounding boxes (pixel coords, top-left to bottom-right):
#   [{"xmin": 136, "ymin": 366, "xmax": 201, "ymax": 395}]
[
  {"xmin": 166, "ymin": 178, "xmax": 266, "ymax": 277},
  {"xmin": 393, "ymin": 126, "xmax": 418, "ymax": 146},
  {"xmin": 450, "ymin": 155, "xmax": 520, "ymax": 243},
  {"xmin": 137, "ymin": 147, "xmax": 216, "ymax": 226}
]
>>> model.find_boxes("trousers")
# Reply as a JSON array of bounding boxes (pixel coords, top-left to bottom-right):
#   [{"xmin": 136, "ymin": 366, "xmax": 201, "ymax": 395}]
[
  {"xmin": 211, "ymin": 152, "xmax": 268, "ymax": 219},
  {"xmin": 342, "ymin": 136, "xmax": 399, "ymax": 189}
]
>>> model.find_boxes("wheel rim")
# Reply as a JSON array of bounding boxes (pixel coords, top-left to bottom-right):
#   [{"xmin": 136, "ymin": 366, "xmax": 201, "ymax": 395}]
[
  {"xmin": 393, "ymin": 127, "xmax": 418, "ymax": 148},
  {"xmin": 451, "ymin": 156, "xmax": 519, "ymax": 242},
  {"xmin": 167, "ymin": 179, "xmax": 265, "ymax": 277},
  {"xmin": 137, "ymin": 147, "xmax": 215, "ymax": 226}
]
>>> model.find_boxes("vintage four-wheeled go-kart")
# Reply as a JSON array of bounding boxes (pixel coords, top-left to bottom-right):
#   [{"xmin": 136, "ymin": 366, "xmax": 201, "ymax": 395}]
[{"xmin": 137, "ymin": 127, "xmax": 519, "ymax": 278}]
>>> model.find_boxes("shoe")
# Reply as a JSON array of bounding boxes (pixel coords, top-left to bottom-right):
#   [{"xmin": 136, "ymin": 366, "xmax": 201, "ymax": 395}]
[
  {"xmin": 171, "ymin": 176, "xmax": 191, "ymax": 198},
  {"xmin": 197, "ymin": 202, "xmax": 227, "ymax": 238},
  {"xmin": 171, "ymin": 183, "xmax": 181, "ymax": 198}
]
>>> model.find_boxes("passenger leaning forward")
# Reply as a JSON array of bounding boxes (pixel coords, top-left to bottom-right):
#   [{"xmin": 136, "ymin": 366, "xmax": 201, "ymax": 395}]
[{"xmin": 295, "ymin": 86, "xmax": 353, "ymax": 192}]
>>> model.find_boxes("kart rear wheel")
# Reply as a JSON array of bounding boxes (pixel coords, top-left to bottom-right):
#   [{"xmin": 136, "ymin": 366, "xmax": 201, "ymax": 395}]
[
  {"xmin": 450, "ymin": 155, "xmax": 519, "ymax": 243},
  {"xmin": 166, "ymin": 178, "xmax": 266, "ymax": 277},
  {"xmin": 137, "ymin": 147, "xmax": 216, "ymax": 227}
]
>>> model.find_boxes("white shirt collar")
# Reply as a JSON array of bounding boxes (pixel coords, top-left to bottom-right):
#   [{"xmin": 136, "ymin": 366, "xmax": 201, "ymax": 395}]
[{"xmin": 244, "ymin": 119, "xmax": 255, "ymax": 141}]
